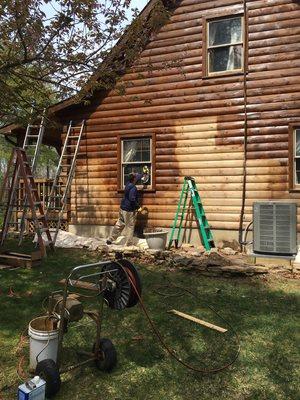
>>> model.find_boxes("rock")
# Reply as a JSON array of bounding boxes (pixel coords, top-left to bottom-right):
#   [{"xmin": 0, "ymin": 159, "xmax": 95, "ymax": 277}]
[
  {"xmin": 217, "ymin": 239, "xmax": 240, "ymax": 251},
  {"xmin": 207, "ymin": 247, "xmax": 218, "ymax": 254},
  {"xmin": 181, "ymin": 243, "xmax": 195, "ymax": 252},
  {"xmin": 172, "ymin": 255, "xmax": 193, "ymax": 267},
  {"xmin": 189, "ymin": 251, "xmax": 202, "ymax": 257},
  {"xmin": 147, "ymin": 249, "xmax": 162, "ymax": 257},
  {"xmin": 196, "ymin": 245, "xmax": 206, "ymax": 253},
  {"xmin": 221, "ymin": 247, "xmax": 237, "ymax": 256},
  {"xmin": 205, "ymin": 252, "xmax": 231, "ymax": 267}
]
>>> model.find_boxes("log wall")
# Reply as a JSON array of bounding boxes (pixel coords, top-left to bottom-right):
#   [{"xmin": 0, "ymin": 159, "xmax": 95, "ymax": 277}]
[{"xmin": 58, "ymin": 0, "xmax": 300, "ymax": 236}]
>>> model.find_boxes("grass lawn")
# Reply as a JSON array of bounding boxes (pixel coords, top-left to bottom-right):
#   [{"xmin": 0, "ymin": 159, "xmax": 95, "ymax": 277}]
[{"xmin": 0, "ymin": 239, "xmax": 299, "ymax": 400}]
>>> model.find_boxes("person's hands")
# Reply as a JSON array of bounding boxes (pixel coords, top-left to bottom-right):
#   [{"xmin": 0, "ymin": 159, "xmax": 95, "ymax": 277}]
[{"xmin": 138, "ymin": 207, "xmax": 143, "ymax": 212}]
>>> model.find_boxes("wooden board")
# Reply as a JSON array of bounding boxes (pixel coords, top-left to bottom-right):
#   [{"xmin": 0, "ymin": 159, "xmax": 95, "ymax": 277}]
[
  {"xmin": 168, "ymin": 309, "xmax": 228, "ymax": 333},
  {"xmin": 0, "ymin": 251, "xmax": 42, "ymax": 269}
]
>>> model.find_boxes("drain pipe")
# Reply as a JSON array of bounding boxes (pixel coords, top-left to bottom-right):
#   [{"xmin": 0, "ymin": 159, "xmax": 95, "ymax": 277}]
[{"xmin": 238, "ymin": 0, "xmax": 249, "ymax": 250}]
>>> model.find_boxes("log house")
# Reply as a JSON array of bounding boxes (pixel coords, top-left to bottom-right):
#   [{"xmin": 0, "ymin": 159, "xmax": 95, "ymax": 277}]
[{"xmin": 1, "ymin": 0, "xmax": 300, "ymax": 247}]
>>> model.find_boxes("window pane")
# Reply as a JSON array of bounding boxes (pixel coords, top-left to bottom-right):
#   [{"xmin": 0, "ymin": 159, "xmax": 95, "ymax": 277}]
[
  {"xmin": 296, "ymin": 158, "xmax": 300, "ymax": 185},
  {"xmin": 208, "ymin": 45, "xmax": 242, "ymax": 73},
  {"xmin": 123, "ymin": 138, "xmax": 151, "ymax": 162},
  {"xmin": 123, "ymin": 140, "xmax": 141, "ymax": 162},
  {"xmin": 141, "ymin": 139, "xmax": 151, "ymax": 162},
  {"xmin": 296, "ymin": 129, "xmax": 300, "ymax": 157},
  {"xmin": 209, "ymin": 17, "xmax": 242, "ymax": 47},
  {"xmin": 123, "ymin": 163, "xmax": 151, "ymax": 186}
]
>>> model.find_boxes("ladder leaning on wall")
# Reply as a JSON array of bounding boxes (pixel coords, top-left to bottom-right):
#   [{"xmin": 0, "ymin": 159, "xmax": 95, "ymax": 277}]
[
  {"xmin": 18, "ymin": 109, "xmax": 47, "ymax": 243},
  {"xmin": 0, "ymin": 148, "xmax": 54, "ymax": 256},
  {"xmin": 45, "ymin": 120, "xmax": 85, "ymax": 246},
  {"xmin": 0, "ymin": 110, "xmax": 46, "ymax": 238}
]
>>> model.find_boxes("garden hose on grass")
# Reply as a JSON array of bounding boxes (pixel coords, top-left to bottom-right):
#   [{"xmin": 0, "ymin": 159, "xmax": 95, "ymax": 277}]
[
  {"xmin": 0, "ymin": 271, "xmax": 241, "ymax": 397},
  {"xmin": 124, "ymin": 270, "xmax": 241, "ymax": 374}
]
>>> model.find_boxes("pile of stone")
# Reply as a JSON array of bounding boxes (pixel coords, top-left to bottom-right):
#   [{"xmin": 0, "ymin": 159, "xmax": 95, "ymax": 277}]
[
  {"xmin": 98, "ymin": 242, "xmax": 295, "ymax": 278},
  {"xmin": 43, "ymin": 231, "xmax": 297, "ymax": 278}
]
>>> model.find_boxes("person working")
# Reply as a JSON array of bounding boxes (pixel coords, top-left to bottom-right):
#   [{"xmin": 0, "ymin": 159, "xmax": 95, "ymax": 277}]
[{"xmin": 106, "ymin": 168, "xmax": 149, "ymax": 246}]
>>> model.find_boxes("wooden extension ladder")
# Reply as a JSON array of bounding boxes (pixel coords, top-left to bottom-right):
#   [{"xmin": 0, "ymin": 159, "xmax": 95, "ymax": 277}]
[
  {"xmin": 0, "ymin": 148, "xmax": 54, "ymax": 256},
  {"xmin": 46, "ymin": 120, "xmax": 85, "ymax": 245},
  {"xmin": 18, "ymin": 110, "xmax": 46, "ymax": 243},
  {"xmin": 168, "ymin": 176, "xmax": 215, "ymax": 251}
]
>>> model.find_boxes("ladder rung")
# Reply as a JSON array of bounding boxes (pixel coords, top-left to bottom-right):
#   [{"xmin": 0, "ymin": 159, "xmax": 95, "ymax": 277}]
[
  {"xmin": 28, "ymin": 125, "xmax": 40, "ymax": 128},
  {"xmin": 68, "ymin": 135, "xmax": 80, "ymax": 138},
  {"xmin": 26, "ymin": 134, "xmax": 39, "ymax": 137}
]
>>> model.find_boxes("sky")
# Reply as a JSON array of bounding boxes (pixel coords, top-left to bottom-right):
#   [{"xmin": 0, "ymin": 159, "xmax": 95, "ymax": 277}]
[
  {"xmin": 127, "ymin": 0, "xmax": 149, "ymax": 19},
  {"xmin": 43, "ymin": 1, "xmax": 149, "ymax": 23}
]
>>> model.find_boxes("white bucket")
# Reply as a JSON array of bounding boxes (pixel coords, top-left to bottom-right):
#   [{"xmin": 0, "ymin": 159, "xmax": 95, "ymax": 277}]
[{"xmin": 28, "ymin": 316, "xmax": 59, "ymax": 370}]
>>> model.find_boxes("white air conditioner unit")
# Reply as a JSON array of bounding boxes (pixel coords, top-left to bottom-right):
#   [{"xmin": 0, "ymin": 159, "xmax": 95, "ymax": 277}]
[{"xmin": 253, "ymin": 202, "xmax": 297, "ymax": 255}]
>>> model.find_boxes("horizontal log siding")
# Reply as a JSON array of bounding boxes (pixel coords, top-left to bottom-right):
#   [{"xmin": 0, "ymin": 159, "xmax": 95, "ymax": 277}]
[{"xmin": 61, "ymin": 0, "xmax": 300, "ymax": 233}]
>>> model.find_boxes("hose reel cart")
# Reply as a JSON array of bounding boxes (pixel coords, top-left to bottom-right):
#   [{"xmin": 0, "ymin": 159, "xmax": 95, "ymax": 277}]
[{"xmin": 32, "ymin": 258, "xmax": 142, "ymax": 398}]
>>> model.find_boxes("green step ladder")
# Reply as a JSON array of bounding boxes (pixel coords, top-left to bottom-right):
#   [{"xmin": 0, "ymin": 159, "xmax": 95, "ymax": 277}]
[{"xmin": 168, "ymin": 176, "xmax": 214, "ymax": 251}]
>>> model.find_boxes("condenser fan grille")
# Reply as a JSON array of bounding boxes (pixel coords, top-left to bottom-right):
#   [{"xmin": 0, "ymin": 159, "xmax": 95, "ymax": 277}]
[{"xmin": 253, "ymin": 202, "xmax": 297, "ymax": 255}]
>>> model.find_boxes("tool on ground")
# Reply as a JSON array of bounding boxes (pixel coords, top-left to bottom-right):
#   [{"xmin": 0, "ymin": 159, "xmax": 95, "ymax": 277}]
[
  {"xmin": 18, "ymin": 376, "xmax": 46, "ymax": 400},
  {"xmin": 168, "ymin": 176, "xmax": 214, "ymax": 251},
  {"xmin": 45, "ymin": 120, "xmax": 85, "ymax": 246},
  {"xmin": 168, "ymin": 309, "xmax": 228, "ymax": 333},
  {"xmin": 0, "ymin": 148, "xmax": 54, "ymax": 256},
  {"xmin": 30, "ymin": 258, "xmax": 141, "ymax": 398}
]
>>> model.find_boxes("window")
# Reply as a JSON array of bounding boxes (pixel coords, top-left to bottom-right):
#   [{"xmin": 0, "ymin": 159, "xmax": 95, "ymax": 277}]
[
  {"xmin": 204, "ymin": 15, "xmax": 244, "ymax": 76},
  {"xmin": 118, "ymin": 135, "xmax": 155, "ymax": 190},
  {"xmin": 289, "ymin": 126, "xmax": 300, "ymax": 190}
]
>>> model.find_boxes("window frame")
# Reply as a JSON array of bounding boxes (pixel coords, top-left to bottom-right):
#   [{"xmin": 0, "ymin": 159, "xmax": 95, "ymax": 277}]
[
  {"xmin": 202, "ymin": 10, "xmax": 246, "ymax": 78},
  {"xmin": 289, "ymin": 123, "xmax": 300, "ymax": 192},
  {"xmin": 117, "ymin": 132, "xmax": 156, "ymax": 192}
]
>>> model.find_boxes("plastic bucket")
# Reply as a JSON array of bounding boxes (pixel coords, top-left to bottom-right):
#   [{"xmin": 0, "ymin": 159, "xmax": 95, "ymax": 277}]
[
  {"xmin": 28, "ymin": 316, "xmax": 59, "ymax": 370},
  {"xmin": 144, "ymin": 231, "xmax": 168, "ymax": 250}
]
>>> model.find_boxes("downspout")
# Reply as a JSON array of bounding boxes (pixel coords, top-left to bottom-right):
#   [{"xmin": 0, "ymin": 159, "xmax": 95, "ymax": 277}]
[{"xmin": 238, "ymin": 0, "xmax": 248, "ymax": 249}]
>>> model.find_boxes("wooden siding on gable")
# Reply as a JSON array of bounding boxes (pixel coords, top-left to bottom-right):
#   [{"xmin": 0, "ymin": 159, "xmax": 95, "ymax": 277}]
[{"xmin": 60, "ymin": 0, "xmax": 300, "ymax": 232}]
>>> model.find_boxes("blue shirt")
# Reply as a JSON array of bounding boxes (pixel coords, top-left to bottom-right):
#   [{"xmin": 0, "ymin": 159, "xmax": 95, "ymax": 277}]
[{"xmin": 121, "ymin": 182, "xmax": 139, "ymax": 212}]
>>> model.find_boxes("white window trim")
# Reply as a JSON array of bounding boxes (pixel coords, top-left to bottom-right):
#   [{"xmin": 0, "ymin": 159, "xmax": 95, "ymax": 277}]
[
  {"xmin": 206, "ymin": 15, "xmax": 244, "ymax": 76},
  {"xmin": 121, "ymin": 137, "xmax": 153, "ymax": 188}
]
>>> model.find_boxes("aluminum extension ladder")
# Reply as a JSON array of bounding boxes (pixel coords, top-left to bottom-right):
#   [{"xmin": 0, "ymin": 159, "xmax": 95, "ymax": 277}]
[
  {"xmin": 168, "ymin": 176, "xmax": 215, "ymax": 251},
  {"xmin": 45, "ymin": 120, "xmax": 85, "ymax": 245},
  {"xmin": 0, "ymin": 148, "xmax": 54, "ymax": 256}
]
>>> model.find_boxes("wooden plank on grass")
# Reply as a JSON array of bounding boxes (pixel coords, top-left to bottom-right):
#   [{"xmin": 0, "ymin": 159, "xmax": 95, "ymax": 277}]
[{"xmin": 168, "ymin": 309, "xmax": 228, "ymax": 333}]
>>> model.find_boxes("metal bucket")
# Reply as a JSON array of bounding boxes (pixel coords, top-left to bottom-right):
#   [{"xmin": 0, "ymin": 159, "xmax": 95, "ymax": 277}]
[{"xmin": 144, "ymin": 231, "xmax": 168, "ymax": 250}]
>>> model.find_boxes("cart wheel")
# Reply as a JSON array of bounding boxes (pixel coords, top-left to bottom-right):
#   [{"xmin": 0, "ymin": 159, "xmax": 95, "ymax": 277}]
[
  {"xmin": 94, "ymin": 338, "xmax": 117, "ymax": 372},
  {"xmin": 35, "ymin": 359, "xmax": 61, "ymax": 398}
]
